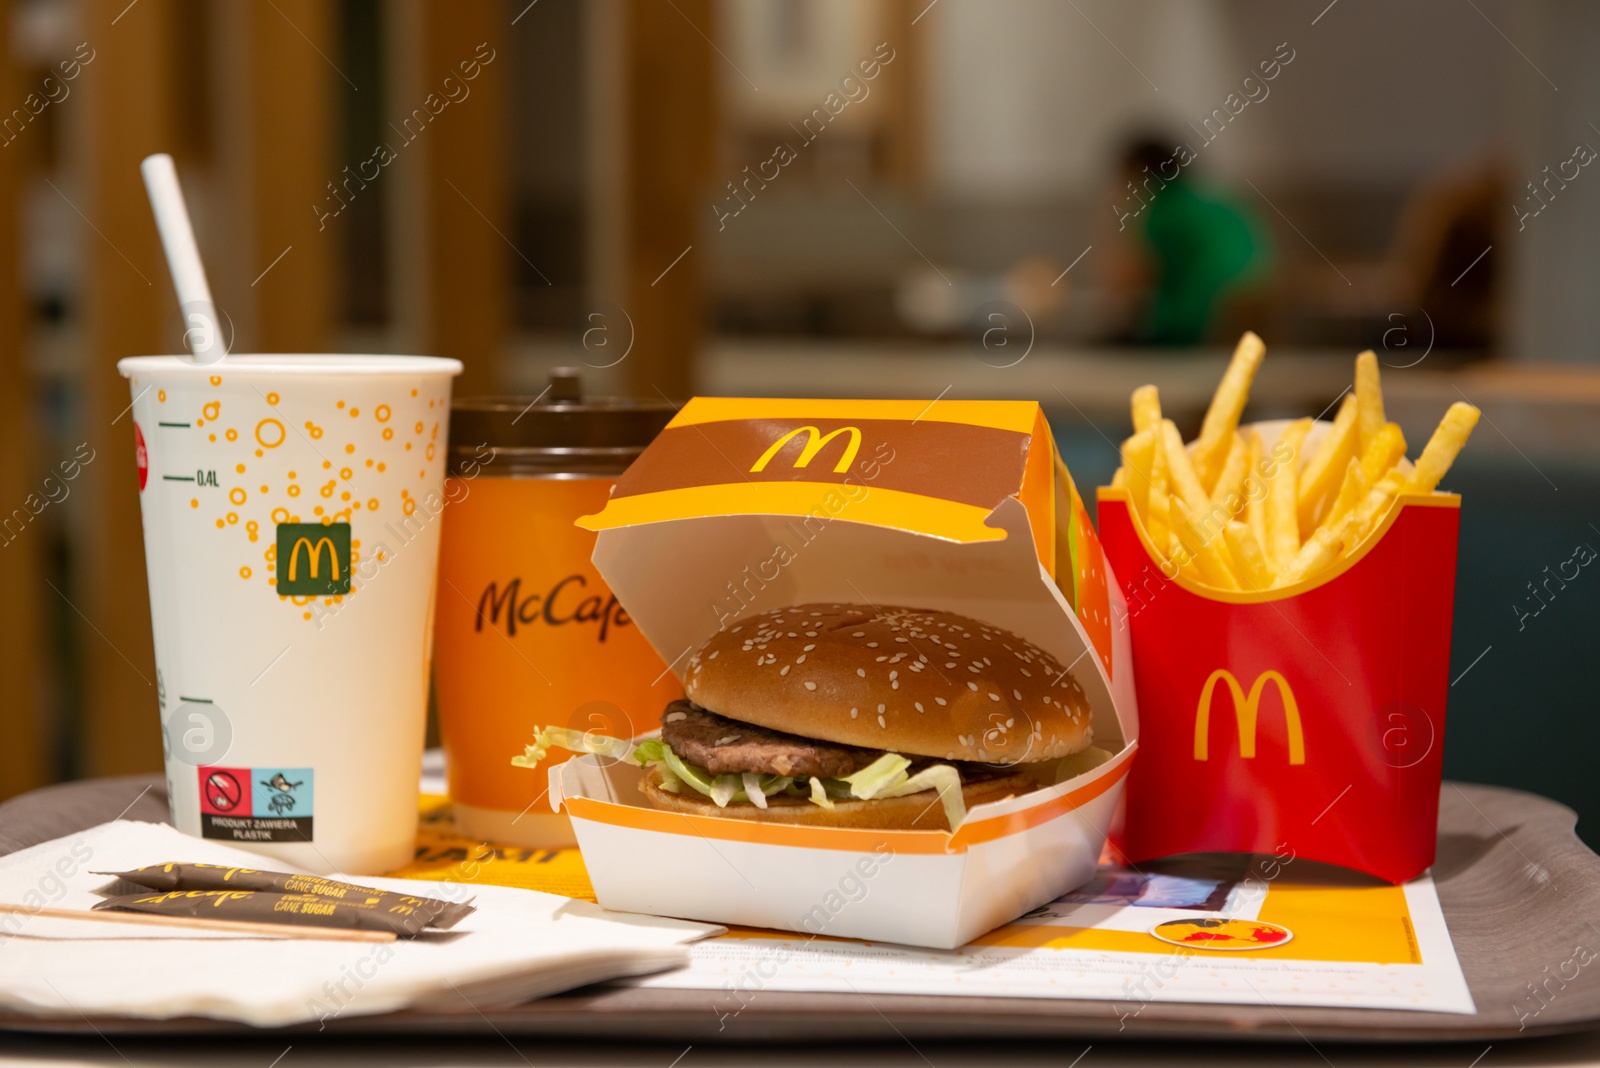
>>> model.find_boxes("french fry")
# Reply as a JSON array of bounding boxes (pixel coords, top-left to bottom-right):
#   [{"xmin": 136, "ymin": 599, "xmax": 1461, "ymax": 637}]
[
  {"xmin": 1120, "ymin": 427, "xmax": 1158, "ymax": 522},
  {"xmin": 1193, "ymin": 331, "xmax": 1266, "ymax": 490},
  {"xmin": 1354, "ymin": 350, "xmax": 1385, "ymax": 451},
  {"xmin": 1404, "ymin": 402, "xmax": 1480, "ymax": 494},
  {"xmin": 1345, "ymin": 467, "xmax": 1409, "ymax": 547},
  {"xmin": 1159, "ymin": 419, "xmax": 1212, "ymax": 515},
  {"xmin": 1114, "ymin": 343, "xmax": 1479, "ymax": 595},
  {"xmin": 1169, "ymin": 532, "xmax": 1204, "ymax": 585},
  {"xmin": 1152, "ymin": 476, "xmax": 1177, "ymax": 559},
  {"xmin": 1296, "ymin": 393, "xmax": 1358, "ymax": 531},
  {"xmin": 1209, "ymin": 433, "xmax": 1249, "ymax": 518},
  {"xmin": 1358, "ymin": 422, "xmax": 1407, "ymax": 486},
  {"xmin": 1273, "ymin": 520, "xmax": 1347, "ymax": 587},
  {"xmin": 1223, "ymin": 521, "xmax": 1274, "ymax": 591},
  {"xmin": 1244, "ymin": 430, "xmax": 1267, "ymax": 561},
  {"xmin": 1264, "ymin": 418, "xmax": 1312, "ymax": 573},
  {"xmin": 1131, "ymin": 385, "xmax": 1162, "ymax": 433},
  {"xmin": 1321, "ymin": 457, "xmax": 1367, "ymax": 534},
  {"xmin": 1172, "ymin": 498, "xmax": 1239, "ymax": 590}
]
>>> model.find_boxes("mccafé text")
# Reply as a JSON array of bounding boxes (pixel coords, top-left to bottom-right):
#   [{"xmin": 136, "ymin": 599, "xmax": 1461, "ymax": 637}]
[{"xmin": 475, "ymin": 574, "xmax": 633, "ymax": 643}]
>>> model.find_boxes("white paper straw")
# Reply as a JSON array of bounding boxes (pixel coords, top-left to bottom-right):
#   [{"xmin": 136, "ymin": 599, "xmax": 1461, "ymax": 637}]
[{"xmin": 140, "ymin": 153, "xmax": 226, "ymax": 364}]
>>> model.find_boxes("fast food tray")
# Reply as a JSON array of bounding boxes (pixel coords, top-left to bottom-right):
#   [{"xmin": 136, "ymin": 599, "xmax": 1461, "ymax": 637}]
[{"xmin": 3, "ymin": 776, "xmax": 1598, "ymax": 1044}]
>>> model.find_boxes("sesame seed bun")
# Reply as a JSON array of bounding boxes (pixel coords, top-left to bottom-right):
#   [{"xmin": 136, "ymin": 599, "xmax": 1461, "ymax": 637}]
[
  {"xmin": 638, "ymin": 765, "xmax": 1052, "ymax": 832},
  {"xmin": 684, "ymin": 604, "xmax": 1093, "ymax": 765}
]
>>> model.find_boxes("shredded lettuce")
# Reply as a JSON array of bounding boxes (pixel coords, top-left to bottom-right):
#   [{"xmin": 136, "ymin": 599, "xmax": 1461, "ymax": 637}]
[
  {"xmin": 520, "ymin": 730, "xmax": 972, "ymax": 828},
  {"xmin": 710, "ymin": 774, "xmax": 742, "ymax": 807},
  {"xmin": 874, "ymin": 764, "xmax": 966, "ymax": 831},
  {"xmin": 512, "ymin": 725, "xmax": 633, "ymax": 770},
  {"xmin": 635, "ymin": 738, "xmax": 791, "ymax": 804},
  {"xmin": 840, "ymin": 753, "xmax": 912, "ymax": 799},
  {"xmin": 659, "ymin": 747, "xmax": 716, "ymax": 795}
]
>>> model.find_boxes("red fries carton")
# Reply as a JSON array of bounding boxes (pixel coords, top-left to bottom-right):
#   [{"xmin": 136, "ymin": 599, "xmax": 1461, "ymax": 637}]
[
  {"xmin": 545, "ymin": 399, "xmax": 1137, "ymax": 949},
  {"xmin": 1097, "ymin": 424, "xmax": 1460, "ymax": 884}
]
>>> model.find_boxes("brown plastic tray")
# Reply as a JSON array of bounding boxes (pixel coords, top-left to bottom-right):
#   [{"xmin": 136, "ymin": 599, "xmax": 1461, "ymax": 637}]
[{"xmin": 1, "ymin": 775, "xmax": 1595, "ymax": 1043}]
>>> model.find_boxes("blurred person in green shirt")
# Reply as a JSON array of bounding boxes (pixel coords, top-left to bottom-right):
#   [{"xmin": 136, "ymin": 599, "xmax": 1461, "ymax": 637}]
[{"xmin": 1110, "ymin": 136, "xmax": 1274, "ymax": 346}]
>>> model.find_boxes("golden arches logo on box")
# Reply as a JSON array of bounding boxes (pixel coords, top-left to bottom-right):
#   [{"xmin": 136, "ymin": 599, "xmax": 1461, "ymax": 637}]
[
  {"xmin": 1193, "ymin": 669, "xmax": 1305, "ymax": 765},
  {"xmin": 750, "ymin": 425, "xmax": 862, "ymax": 474}
]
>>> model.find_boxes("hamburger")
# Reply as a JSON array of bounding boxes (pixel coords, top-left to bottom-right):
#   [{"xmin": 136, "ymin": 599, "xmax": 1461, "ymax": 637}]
[{"xmin": 622, "ymin": 603, "xmax": 1107, "ymax": 831}]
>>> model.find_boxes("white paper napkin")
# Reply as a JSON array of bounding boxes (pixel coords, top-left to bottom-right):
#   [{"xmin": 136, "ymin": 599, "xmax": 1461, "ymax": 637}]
[{"xmin": 0, "ymin": 820, "xmax": 718, "ymax": 1027}]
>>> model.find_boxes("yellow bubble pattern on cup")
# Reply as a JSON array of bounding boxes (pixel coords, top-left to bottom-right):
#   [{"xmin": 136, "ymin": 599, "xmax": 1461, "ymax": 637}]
[{"xmin": 152, "ymin": 377, "xmax": 449, "ymax": 619}]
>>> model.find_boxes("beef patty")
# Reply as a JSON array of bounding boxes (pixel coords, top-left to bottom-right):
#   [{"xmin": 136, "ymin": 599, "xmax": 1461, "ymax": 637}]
[{"xmin": 659, "ymin": 701, "xmax": 878, "ymax": 778}]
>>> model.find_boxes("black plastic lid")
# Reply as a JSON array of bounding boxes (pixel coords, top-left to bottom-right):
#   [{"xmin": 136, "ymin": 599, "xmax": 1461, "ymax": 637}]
[{"xmin": 449, "ymin": 368, "xmax": 676, "ymax": 476}]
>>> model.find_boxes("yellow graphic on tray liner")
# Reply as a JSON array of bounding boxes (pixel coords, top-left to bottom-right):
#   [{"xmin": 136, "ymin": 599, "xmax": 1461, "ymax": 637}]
[
  {"xmin": 386, "ymin": 794, "xmax": 597, "ymax": 902},
  {"xmin": 749, "ymin": 425, "xmax": 862, "ymax": 474},
  {"xmin": 1149, "ymin": 917, "xmax": 1294, "ymax": 951},
  {"xmin": 386, "ymin": 797, "xmax": 1421, "ymax": 965},
  {"xmin": 1194, "ymin": 668, "xmax": 1305, "ymax": 764}
]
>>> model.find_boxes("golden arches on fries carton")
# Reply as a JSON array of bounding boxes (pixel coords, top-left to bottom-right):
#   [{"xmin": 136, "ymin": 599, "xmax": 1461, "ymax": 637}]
[{"xmin": 1098, "ymin": 334, "xmax": 1478, "ymax": 883}]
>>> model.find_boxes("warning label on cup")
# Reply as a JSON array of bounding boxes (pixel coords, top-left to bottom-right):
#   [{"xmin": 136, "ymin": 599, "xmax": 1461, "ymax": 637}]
[{"xmin": 198, "ymin": 766, "xmax": 315, "ymax": 842}]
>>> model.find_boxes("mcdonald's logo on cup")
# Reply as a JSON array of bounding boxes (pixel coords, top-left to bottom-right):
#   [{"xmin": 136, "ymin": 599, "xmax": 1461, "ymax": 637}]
[
  {"xmin": 275, "ymin": 522, "xmax": 352, "ymax": 596},
  {"xmin": 750, "ymin": 425, "xmax": 862, "ymax": 474},
  {"xmin": 1193, "ymin": 669, "xmax": 1305, "ymax": 765}
]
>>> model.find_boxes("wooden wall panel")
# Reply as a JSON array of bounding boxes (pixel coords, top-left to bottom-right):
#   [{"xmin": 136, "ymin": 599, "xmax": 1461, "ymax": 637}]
[
  {"xmin": 0, "ymin": 0, "xmax": 47, "ymax": 798},
  {"xmin": 214, "ymin": 0, "xmax": 339, "ymax": 354},
  {"xmin": 622, "ymin": 0, "xmax": 718, "ymax": 401},
  {"xmin": 389, "ymin": 0, "xmax": 510, "ymax": 395},
  {"xmin": 73, "ymin": 0, "xmax": 176, "ymax": 777}
]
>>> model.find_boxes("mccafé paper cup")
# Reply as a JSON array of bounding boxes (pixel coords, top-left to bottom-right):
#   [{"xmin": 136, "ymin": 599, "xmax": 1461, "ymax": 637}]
[
  {"xmin": 433, "ymin": 388, "xmax": 680, "ymax": 847},
  {"xmin": 1097, "ymin": 422, "xmax": 1461, "ymax": 884},
  {"xmin": 119, "ymin": 354, "xmax": 462, "ymax": 875}
]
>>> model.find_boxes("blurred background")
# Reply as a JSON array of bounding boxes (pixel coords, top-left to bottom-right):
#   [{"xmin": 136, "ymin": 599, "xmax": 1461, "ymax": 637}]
[{"xmin": 0, "ymin": 0, "xmax": 1597, "ymax": 840}]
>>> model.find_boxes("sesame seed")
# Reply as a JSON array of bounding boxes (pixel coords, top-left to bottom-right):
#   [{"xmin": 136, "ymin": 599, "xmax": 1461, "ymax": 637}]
[
  {"xmin": 935, "ymin": 697, "xmax": 947, "ymax": 706},
  {"xmin": 850, "ymin": 707, "xmax": 859, "ymax": 718},
  {"xmin": 853, "ymin": 631, "xmax": 865, "ymax": 637},
  {"xmin": 709, "ymin": 650, "xmax": 719, "ymax": 659},
  {"xmin": 780, "ymin": 665, "xmax": 791, "ymax": 676},
  {"xmin": 1013, "ymin": 689, "xmax": 1022, "ymax": 700},
  {"xmin": 804, "ymin": 681, "xmax": 817, "ymax": 691},
  {"xmin": 866, "ymin": 642, "xmax": 878, "ymax": 648},
  {"xmin": 796, "ymin": 655, "xmax": 807, "ymax": 664},
  {"xmin": 946, "ymin": 662, "xmax": 957, "ymax": 669},
  {"xmin": 857, "ymin": 668, "xmax": 866, "ymax": 677},
  {"xmin": 967, "ymin": 682, "xmax": 979, "ymax": 692},
  {"xmin": 803, "ymin": 644, "xmax": 816, "ymax": 652},
  {"xmin": 989, "ymin": 693, "xmax": 1000, "ymax": 702},
  {"xmin": 875, "ymin": 655, "xmax": 888, "ymax": 663},
  {"xmin": 877, "ymin": 703, "xmax": 886, "ymax": 713},
  {"xmin": 895, "ymin": 637, "xmax": 909, "ymax": 643},
  {"xmin": 914, "ymin": 702, "xmax": 923, "ymax": 712},
  {"xmin": 889, "ymin": 670, "xmax": 898, "ymax": 680},
  {"xmin": 877, "ymin": 715, "xmax": 887, "ymax": 728},
  {"xmin": 665, "ymin": 711, "xmax": 687, "ymax": 722}
]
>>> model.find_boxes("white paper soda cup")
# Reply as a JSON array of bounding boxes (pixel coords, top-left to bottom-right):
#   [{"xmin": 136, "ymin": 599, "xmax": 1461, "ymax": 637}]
[{"xmin": 118, "ymin": 354, "xmax": 463, "ymax": 874}]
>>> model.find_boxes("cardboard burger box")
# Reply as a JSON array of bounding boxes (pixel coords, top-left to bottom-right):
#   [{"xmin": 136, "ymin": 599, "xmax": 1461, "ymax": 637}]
[
  {"xmin": 1097, "ymin": 419, "xmax": 1460, "ymax": 884},
  {"xmin": 544, "ymin": 399, "xmax": 1138, "ymax": 949}
]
